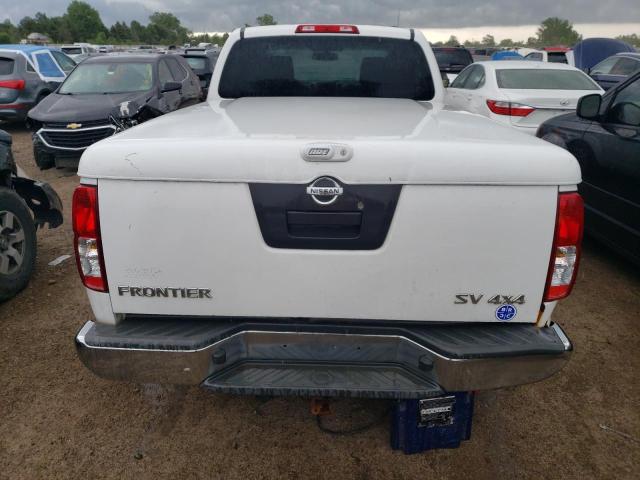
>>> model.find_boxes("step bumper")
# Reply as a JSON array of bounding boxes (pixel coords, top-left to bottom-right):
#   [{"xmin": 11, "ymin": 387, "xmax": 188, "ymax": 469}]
[{"xmin": 76, "ymin": 318, "xmax": 572, "ymax": 398}]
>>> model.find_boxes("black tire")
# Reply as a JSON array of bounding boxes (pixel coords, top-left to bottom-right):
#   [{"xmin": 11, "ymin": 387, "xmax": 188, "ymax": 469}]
[
  {"xmin": 34, "ymin": 147, "xmax": 55, "ymax": 170},
  {"xmin": 0, "ymin": 188, "xmax": 37, "ymax": 302}
]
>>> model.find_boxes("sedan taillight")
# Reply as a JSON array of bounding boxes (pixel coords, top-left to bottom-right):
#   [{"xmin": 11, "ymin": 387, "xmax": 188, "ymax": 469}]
[
  {"xmin": 486, "ymin": 100, "xmax": 535, "ymax": 117},
  {"xmin": 544, "ymin": 192, "xmax": 584, "ymax": 301},
  {"xmin": 72, "ymin": 184, "xmax": 108, "ymax": 292}
]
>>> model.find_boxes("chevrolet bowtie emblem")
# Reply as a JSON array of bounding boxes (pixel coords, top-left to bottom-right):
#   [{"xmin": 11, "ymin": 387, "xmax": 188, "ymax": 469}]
[{"xmin": 66, "ymin": 123, "xmax": 82, "ymax": 129}]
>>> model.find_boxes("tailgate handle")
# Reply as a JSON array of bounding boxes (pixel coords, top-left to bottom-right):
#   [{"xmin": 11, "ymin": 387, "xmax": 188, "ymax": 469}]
[{"xmin": 286, "ymin": 211, "xmax": 362, "ymax": 239}]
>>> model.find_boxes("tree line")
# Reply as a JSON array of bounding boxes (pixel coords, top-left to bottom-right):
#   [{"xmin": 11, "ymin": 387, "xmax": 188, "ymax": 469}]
[
  {"xmin": 0, "ymin": 1, "xmax": 274, "ymax": 46},
  {"xmin": 1, "ymin": 6, "xmax": 638, "ymax": 49},
  {"xmin": 431, "ymin": 17, "xmax": 638, "ymax": 48}
]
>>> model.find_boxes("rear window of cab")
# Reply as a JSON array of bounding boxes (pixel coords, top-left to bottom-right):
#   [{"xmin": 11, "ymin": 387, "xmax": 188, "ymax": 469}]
[{"xmin": 219, "ymin": 36, "xmax": 435, "ymax": 100}]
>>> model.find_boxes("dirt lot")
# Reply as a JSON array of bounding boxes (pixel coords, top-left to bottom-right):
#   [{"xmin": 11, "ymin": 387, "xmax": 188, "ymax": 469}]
[{"xmin": 1, "ymin": 124, "xmax": 639, "ymax": 480}]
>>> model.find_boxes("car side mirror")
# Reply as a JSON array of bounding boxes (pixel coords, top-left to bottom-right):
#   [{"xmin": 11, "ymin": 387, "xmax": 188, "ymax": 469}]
[
  {"xmin": 161, "ymin": 81, "xmax": 181, "ymax": 93},
  {"xmin": 576, "ymin": 94, "xmax": 602, "ymax": 120}
]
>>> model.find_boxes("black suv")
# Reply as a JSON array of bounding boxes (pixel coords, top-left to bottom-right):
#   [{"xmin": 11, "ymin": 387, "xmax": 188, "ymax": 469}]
[{"xmin": 537, "ymin": 72, "xmax": 640, "ymax": 263}]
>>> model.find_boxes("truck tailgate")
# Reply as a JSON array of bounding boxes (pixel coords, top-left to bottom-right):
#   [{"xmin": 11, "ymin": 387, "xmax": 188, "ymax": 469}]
[{"xmin": 99, "ymin": 179, "xmax": 556, "ymax": 323}]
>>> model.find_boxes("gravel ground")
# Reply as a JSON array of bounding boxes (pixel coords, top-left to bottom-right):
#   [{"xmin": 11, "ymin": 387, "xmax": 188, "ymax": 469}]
[{"xmin": 1, "ymin": 124, "xmax": 639, "ymax": 480}]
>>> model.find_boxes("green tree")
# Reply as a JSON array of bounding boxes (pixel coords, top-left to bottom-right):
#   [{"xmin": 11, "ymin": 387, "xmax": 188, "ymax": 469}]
[
  {"xmin": 147, "ymin": 12, "xmax": 190, "ymax": 45},
  {"xmin": 256, "ymin": 14, "xmax": 277, "ymax": 26},
  {"xmin": 444, "ymin": 35, "xmax": 459, "ymax": 47},
  {"xmin": 0, "ymin": 19, "xmax": 19, "ymax": 43},
  {"xmin": 481, "ymin": 34, "xmax": 495, "ymax": 47},
  {"xmin": 130, "ymin": 20, "xmax": 147, "ymax": 43},
  {"xmin": 536, "ymin": 17, "xmax": 580, "ymax": 46},
  {"xmin": 498, "ymin": 38, "xmax": 514, "ymax": 47},
  {"xmin": 109, "ymin": 21, "xmax": 132, "ymax": 43},
  {"xmin": 64, "ymin": 1, "xmax": 107, "ymax": 42},
  {"xmin": 616, "ymin": 33, "xmax": 640, "ymax": 47}
]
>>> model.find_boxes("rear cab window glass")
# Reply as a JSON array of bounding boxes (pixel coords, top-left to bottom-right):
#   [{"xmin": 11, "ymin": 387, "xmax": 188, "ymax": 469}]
[
  {"xmin": 525, "ymin": 52, "xmax": 543, "ymax": 61},
  {"xmin": 496, "ymin": 69, "xmax": 600, "ymax": 90},
  {"xmin": 547, "ymin": 52, "xmax": 567, "ymax": 63},
  {"xmin": 0, "ymin": 57, "xmax": 15, "ymax": 75},
  {"xmin": 219, "ymin": 36, "xmax": 434, "ymax": 100}
]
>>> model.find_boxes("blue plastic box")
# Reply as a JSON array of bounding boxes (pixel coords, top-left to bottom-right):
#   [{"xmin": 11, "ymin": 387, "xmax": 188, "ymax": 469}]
[{"xmin": 390, "ymin": 392, "xmax": 474, "ymax": 454}]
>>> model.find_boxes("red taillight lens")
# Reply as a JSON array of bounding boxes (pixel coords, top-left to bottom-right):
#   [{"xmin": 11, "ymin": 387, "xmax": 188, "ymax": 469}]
[
  {"xmin": 544, "ymin": 192, "xmax": 584, "ymax": 301},
  {"xmin": 295, "ymin": 24, "xmax": 359, "ymax": 34},
  {"xmin": 72, "ymin": 184, "xmax": 108, "ymax": 292},
  {"xmin": 486, "ymin": 100, "xmax": 535, "ymax": 117},
  {"xmin": 0, "ymin": 79, "xmax": 25, "ymax": 90}
]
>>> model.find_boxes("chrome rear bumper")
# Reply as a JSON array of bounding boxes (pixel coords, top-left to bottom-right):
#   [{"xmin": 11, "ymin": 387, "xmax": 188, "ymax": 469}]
[{"xmin": 76, "ymin": 319, "xmax": 572, "ymax": 398}]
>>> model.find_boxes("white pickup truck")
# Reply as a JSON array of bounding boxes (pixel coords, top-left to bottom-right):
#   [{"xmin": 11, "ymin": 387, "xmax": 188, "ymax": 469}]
[{"xmin": 73, "ymin": 25, "xmax": 582, "ymax": 400}]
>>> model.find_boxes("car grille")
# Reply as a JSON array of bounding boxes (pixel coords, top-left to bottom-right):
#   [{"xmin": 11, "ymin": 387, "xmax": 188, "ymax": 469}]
[
  {"xmin": 40, "ymin": 126, "xmax": 115, "ymax": 149},
  {"xmin": 43, "ymin": 119, "xmax": 111, "ymax": 129}
]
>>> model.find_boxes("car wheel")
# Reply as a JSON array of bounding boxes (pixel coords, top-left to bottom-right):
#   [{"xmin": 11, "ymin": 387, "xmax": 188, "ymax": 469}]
[{"xmin": 0, "ymin": 187, "xmax": 37, "ymax": 302}]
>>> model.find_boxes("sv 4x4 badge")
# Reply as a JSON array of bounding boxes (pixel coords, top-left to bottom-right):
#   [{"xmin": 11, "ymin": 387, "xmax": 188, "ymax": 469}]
[{"xmin": 454, "ymin": 294, "xmax": 526, "ymax": 305}]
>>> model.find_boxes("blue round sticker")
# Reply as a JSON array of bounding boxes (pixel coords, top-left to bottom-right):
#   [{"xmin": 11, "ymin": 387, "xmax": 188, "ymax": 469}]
[{"xmin": 496, "ymin": 304, "xmax": 517, "ymax": 321}]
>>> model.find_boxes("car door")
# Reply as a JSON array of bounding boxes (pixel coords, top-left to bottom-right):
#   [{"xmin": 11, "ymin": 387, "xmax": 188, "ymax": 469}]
[
  {"xmin": 581, "ymin": 75, "xmax": 640, "ymax": 260},
  {"xmin": 165, "ymin": 56, "xmax": 199, "ymax": 107},
  {"xmin": 157, "ymin": 59, "xmax": 180, "ymax": 113},
  {"xmin": 446, "ymin": 65, "xmax": 474, "ymax": 110},
  {"xmin": 460, "ymin": 65, "xmax": 486, "ymax": 114}
]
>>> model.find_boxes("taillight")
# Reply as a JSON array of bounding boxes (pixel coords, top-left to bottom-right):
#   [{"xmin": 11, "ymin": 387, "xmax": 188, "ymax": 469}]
[
  {"xmin": 0, "ymin": 79, "xmax": 25, "ymax": 90},
  {"xmin": 486, "ymin": 100, "xmax": 535, "ymax": 117},
  {"xmin": 544, "ymin": 192, "xmax": 584, "ymax": 301},
  {"xmin": 295, "ymin": 24, "xmax": 359, "ymax": 34},
  {"xmin": 72, "ymin": 184, "xmax": 108, "ymax": 292}
]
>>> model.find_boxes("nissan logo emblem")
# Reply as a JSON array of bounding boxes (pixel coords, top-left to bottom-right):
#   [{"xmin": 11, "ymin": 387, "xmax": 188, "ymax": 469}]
[{"xmin": 306, "ymin": 177, "xmax": 343, "ymax": 205}]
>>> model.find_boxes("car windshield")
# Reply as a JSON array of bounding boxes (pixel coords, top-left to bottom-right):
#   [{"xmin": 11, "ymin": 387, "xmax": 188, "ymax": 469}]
[
  {"xmin": 219, "ymin": 36, "xmax": 434, "ymax": 100},
  {"xmin": 59, "ymin": 62, "xmax": 154, "ymax": 94},
  {"xmin": 61, "ymin": 47, "xmax": 83, "ymax": 55},
  {"xmin": 185, "ymin": 57, "xmax": 208, "ymax": 70},
  {"xmin": 496, "ymin": 69, "xmax": 600, "ymax": 90},
  {"xmin": 434, "ymin": 49, "xmax": 473, "ymax": 67}
]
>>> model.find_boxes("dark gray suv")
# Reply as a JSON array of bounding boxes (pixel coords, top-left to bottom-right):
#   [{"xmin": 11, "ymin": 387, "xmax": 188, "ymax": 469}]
[{"xmin": 0, "ymin": 46, "xmax": 76, "ymax": 122}]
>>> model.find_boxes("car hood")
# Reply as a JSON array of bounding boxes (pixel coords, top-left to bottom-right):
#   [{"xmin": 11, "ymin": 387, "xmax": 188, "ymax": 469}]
[{"xmin": 28, "ymin": 91, "xmax": 154, "ymax": 123}]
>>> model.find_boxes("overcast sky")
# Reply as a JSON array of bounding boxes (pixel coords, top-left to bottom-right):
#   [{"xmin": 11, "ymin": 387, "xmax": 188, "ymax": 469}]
[{"xmin": 3, "ymin": 0, "xmax": 640, "ymax": 40}]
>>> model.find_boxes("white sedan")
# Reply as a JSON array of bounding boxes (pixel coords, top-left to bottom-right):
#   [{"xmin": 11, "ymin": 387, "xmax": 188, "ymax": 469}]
[{"xmin": 445, "ymin": 61, "xmax": 603, "ymax": 134}]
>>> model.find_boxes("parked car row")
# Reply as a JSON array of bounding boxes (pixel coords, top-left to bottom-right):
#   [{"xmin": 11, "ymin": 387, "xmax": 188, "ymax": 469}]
[{"xmin": 443, "ymin": 56, "xmax": 639, "ymax": 262}]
